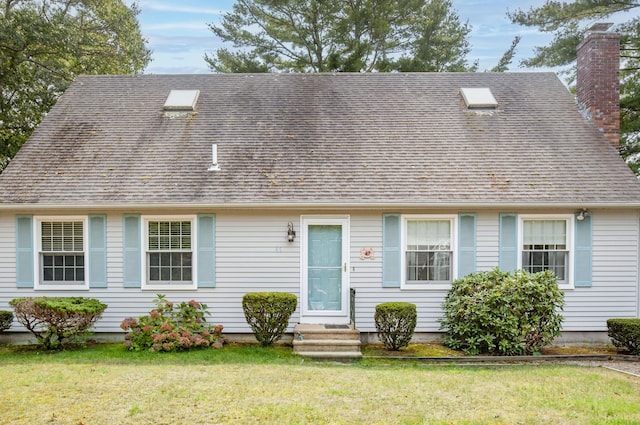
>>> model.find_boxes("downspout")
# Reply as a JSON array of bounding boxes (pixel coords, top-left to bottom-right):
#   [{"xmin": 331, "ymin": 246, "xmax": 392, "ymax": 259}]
[{"xmin": 637, "ymin": 211, "xmax": 640, "ymax": 318}]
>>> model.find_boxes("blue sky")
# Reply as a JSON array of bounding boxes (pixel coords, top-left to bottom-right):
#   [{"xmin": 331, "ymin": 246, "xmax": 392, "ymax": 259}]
[{"xmin": 133, "ymin": 0, "xmax": 556, "ymax": 74}]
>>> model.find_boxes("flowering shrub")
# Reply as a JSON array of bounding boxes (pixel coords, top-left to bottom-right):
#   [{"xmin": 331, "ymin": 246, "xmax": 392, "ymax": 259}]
[{"xmin": 120, "ymin": 295, "xmax": 225, "ymax": 352}]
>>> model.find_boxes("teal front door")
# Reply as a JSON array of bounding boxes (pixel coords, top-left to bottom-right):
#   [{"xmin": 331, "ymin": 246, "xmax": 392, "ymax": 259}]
[{"xmin": 301, "ymin": 217, "xmax": 349, "ymax": 324}]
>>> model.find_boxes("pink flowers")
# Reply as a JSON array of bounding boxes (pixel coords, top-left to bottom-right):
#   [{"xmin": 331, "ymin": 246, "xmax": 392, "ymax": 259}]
[
  {"xmin": 120, "ymin": 317, "xmax": 137, "ymax": 330},
  {"xmin": 121, "ymin": 294, "xmax": 225, "ymax": 353}
]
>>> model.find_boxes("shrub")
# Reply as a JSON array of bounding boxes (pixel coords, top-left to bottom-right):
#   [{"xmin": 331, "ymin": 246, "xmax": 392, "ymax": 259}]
[
  {"xmin": 440, "ymin": 268, "xmax": 564, "ymax": 356},
  {"xmin": 0, "ymin": 310, "xmax": 13, "ymax": 332},
  {"xmin": 9, "ymin": 297, "xmax": 107, "ymax": 350},
  {"xmin": 374, "ymin": 302, "xmax": 417, "ymax": 350},
  {"xmin": 120, "ymin": 294, "xmax": 225, "ymax": 352},
  {"xmin": 607, "ymin": 318, "xmax": 640, "ymax": 355},
  {"xmin": 242, "ymin": 292, "xmax": 297, "ymax": 346}
]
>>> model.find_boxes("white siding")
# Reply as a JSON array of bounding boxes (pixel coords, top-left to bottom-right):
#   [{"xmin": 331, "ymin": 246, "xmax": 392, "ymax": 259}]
[
  {"xmin": 0, "ymin": 214, "xmax": 16, "ymax": 301},
  {"xmin": 476, "ymin": 212, "xmax": 500, "ymax": 271},
  {"xmin": 564, "ymin": 210, "xmax": 640, "ymax": 330},
  {"xmin": 0, "ymin": 209, "xmax": 638, "ymax": 336},
  {"xmin": 348, "ymin": 210, "xmax": 640, "ymax": 333}
]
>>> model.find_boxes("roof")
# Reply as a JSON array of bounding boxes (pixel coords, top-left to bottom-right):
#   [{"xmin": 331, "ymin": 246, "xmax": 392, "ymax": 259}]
[{"xmin": 1, "ymin": 72, "xmax": 640, "ymax": 209}]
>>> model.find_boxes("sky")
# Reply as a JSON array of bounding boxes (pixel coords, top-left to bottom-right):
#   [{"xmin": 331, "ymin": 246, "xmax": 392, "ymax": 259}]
[{"xmin": 132, "ymin": 0, "xmax": 558, "ymax": 74}]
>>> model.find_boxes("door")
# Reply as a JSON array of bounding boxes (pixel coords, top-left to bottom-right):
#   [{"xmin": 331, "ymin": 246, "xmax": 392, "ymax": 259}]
[{"xmin": 301, "ymin": 216, "xmax": 350, "ymax": 324}]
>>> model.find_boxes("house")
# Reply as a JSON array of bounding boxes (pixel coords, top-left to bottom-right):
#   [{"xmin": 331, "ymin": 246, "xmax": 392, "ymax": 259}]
[{"xmin": 1, "ymin": 27, "xmax": 639, "ymax": 347}]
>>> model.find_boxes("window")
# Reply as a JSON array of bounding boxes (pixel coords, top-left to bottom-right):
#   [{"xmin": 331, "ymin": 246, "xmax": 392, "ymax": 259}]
[
  {"xmin": 163, "ymin": 89, "xmax": 200, "ymax": 111},
  {"xmin": 144, "ymin": 218, "xmax": 195, "ymax": 288},
  {"xmin": 403, "ymin": 216, "xmax": 456, "ymax": 288},
  {"xmin": 519, "ymin": 216, "xmax": 572, "ymax": 286},
  {"xmin": 37, "ymin": 218, "xmax": 87, "ymax": 288},
  {"xmin": 460, "ymin": 87, "xmax": 498, "ymax": 108}
]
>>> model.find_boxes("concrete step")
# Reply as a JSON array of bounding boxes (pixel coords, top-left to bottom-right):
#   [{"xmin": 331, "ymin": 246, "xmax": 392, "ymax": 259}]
[
  {"xmin": 294, "ymin": 351, "xmax": 363, "ymax": 360},
  {"xmin": 293, "ymin": 324, "xmax": 361, "ymax": 341},
  {"xmin": 292, "ymin": 323, "xmax": 362, "ymax": 359},
  {"xmin": 293, "ymin": 339, "xmax": 361, "ymax": 353}
]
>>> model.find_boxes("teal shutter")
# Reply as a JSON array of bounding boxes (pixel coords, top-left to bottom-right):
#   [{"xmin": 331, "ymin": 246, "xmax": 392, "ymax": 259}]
[
  {"xmin": 382, "ymin": 214, "xmax": 401, "ymax": 288},
  {"xmin": 197, "ymin": 214, "xmax": 216, "ymax": 288},
  {"xmin": 123, "ymin": 215, "xmax": 142, "ymax": 288},
  {"xmin": 88, "ymin": 215, "xmax": 107, "ymax": 288},
  {"xmin": 16, "ymin": 215, "xmax": 34, "ymax": 288},
  {"xmin": 458, "ymin": 213, "xmax": 477, "ymax": 278},
  {"xmin": 499, "ymin": 213, "xmax": 518, "ymax": 272},
  {"xmin": 574, "ymin": 212, "xmax": 593, "ymax": 288}
]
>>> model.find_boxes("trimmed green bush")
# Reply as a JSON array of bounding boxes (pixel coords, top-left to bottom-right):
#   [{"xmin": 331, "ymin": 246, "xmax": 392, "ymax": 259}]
[
  {"xmin": 440, "ymin": 268, "xmax": 564, "ymax": 356},
  {"xmin": 10, "ymin": 297, "xmax": 107, "ymax": 350},
  {"xmin": 607, "ymin": 318, "xmax": 640, "ymax": 355},
  {"xmin": 0, "ymin": 310, "xmax": 13, "ymax": 332},
  {"xmin": 242, "ymin": 292, "xmax": 297, "ymax": 346},
  {"xmin": 374, "ymin": 302, "xmax": 417, "ymax": 350},
  {"xmin": 120, "ymin": 294, "xmax": 225, "ymax": 352}
]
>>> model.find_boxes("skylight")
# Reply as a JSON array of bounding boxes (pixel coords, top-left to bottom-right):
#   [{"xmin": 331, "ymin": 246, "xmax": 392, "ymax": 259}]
[
  {"xmin": 163, "ymin": 90, "xmax": 200, "ymax": 111},
  {"xmin": 460, "ymin": 88, "xmax": 498, "ymax": 109}
]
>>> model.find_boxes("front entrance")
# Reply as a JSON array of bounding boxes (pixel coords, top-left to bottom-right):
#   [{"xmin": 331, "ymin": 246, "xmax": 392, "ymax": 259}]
[{"xmin": 300, "ymin": 216, "xmax": 350, "ymax": 324}]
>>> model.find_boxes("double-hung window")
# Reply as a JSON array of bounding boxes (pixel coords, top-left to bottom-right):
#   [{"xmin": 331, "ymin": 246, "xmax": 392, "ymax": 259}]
[
  {"xmin": 519, "ymin": 215, "xmax": 572, "ymax": 286},
  {"xmin": 144, "ymin": 217, "xmax": 195, "ymax": 289},
  {"xmin": 37, "ymin": 218, "xmax": 87, "ymax": 289},
  {"xmin": 403, "ymin": 216, "xmax": 456, "ymax": 289}
]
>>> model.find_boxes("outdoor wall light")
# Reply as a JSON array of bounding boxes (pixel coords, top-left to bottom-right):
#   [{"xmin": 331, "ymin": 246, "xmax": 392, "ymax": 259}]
[
  {"xmin": 576, "ymin": 208, "xmax": 591, "ymax": 221},
  {"xmin": 287, "ymin": 222, "xmax": 296, "ymax": 242}
]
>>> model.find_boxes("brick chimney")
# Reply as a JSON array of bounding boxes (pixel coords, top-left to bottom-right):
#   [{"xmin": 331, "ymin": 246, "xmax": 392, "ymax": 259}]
[{"xmin": 576, "ymin": 23, "xmax": 620, "ymax": 146}]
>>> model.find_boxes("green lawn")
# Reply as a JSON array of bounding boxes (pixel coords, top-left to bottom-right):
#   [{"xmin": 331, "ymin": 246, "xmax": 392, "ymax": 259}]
[{"xmin": 0, "ymin": 343, "xmax": 638, "ymax": 425}]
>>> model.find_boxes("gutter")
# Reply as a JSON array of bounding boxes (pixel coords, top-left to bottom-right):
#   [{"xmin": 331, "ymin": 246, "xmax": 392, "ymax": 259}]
[
  {"xmin": 2, "ymin": 201, "xmax": 640, "ymax": 212},
  {"xmin": 637, "ymin": 212, "xmax": 640, "ymax": 318}
]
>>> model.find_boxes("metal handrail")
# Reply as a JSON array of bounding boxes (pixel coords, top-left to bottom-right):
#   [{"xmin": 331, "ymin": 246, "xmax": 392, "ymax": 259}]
[{"xmin": 350, "ymin": 288, "xmax": 356, "ymax": 327}]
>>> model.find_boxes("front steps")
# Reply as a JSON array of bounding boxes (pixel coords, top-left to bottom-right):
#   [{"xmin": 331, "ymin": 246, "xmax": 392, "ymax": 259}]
[{"xmin": 292, "ymin": 323, "xmax": 362, "ymax": 360}]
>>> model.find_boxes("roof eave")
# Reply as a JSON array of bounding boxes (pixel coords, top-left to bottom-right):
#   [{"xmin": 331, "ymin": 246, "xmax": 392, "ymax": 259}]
[{"xmin": 1, "ymin": 201, "xmax": 639, "ymax": 212}]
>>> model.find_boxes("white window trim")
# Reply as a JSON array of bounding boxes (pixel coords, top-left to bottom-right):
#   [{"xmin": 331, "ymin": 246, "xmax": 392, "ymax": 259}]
[
  {"xmin": 142, "ymin": 215, "xmax": 198, "ymax": 291},
  {"xmin": 300, "ymin": 215, "xmax": 351, "ymax": 321},
  {"xmin": 401, "ymin": 214, "xmax": 458, "ymax": 290},
  {"xmin": 518, "ymin": 214, "xmax": 574, "ymax": 290},
  {"xmin": 33, "ymin": 216, "xmax": 89, "ymax": 291}
]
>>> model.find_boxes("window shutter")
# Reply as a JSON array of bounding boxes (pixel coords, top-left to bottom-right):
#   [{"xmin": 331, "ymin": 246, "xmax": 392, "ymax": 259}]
[
  {"xmin": 88, "ymin": 215, "xmax": 107, "ymax": 288},
  {"xmin": 16, "ymin": 215, "xmax": 34, "ymax": 288},
  {"xmin": 382, "ymin": 214, "xmax": 401, "ymax": 288},
  {"xmin": 574, "ymin": 212, "xmax": 593, "ymax": 288},
  {"xmin": 458, "ymin": 213, "xmax": 477, "ymax": 278},
  {"xmin": 123, "ymin": 215, "xmax": 141, "ymax": 288},
  {"xmin": 499, "ymin": 213, "xmax": 518, "ymax": 272},
  {"xmin": 197, "ymin": 214, "xmax": 216, "ymax": 288}
]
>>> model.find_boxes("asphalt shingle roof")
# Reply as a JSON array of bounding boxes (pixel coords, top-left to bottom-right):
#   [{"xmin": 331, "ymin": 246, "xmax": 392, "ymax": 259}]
[{"xmin": 1, "ymin": 72, "xmax": 639, "ymax": 207}]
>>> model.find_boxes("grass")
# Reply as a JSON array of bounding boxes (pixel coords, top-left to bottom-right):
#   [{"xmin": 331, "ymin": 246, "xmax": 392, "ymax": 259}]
[
  {"xmin": 363, "ymin": 342, "xmax": 464, "ymax": 357},
  {"xmin": 0, "ymin": 343, "xmax": 639, "ymax": 425},
  {"xmin": 362, "ymin": 342, "xmax": 621, "ymax": 357}
]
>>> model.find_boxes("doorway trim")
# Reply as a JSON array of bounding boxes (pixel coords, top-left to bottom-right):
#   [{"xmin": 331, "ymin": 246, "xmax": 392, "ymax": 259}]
[{"xmin": 300, "ymin": 215, "xmax": 350, "ymax": 324}]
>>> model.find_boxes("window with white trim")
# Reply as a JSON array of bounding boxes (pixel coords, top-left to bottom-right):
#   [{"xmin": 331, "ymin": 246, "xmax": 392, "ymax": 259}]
[
  {"xmin": 403, "ymin": 216, "xmax": 456, "ymax": 288},
  {"xmin": 519, "ymin": 216, "xmax": 572, "ymax": 286},
  {"xmin": 144, "ymin": 218, "xmax": 195, "ymax": 288},
  {"xmin": 36, "ymin": 218, "xmax": 87, "ymax": 288}
]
